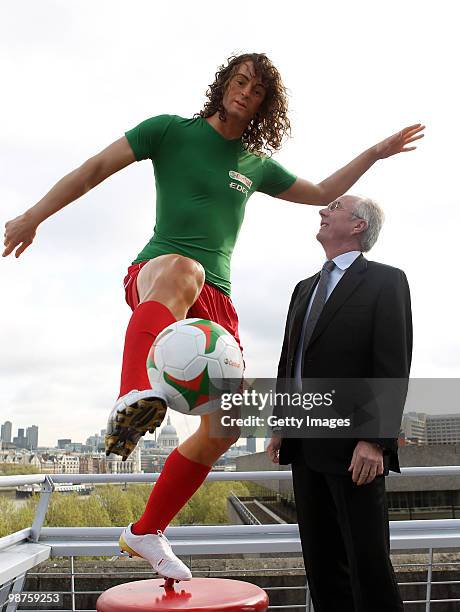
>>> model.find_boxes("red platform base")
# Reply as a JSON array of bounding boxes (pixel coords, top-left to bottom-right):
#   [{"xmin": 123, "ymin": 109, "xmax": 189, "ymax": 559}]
[{"xmin": 96, "ymin": 577, "xmax": 269, "ymax": 611}]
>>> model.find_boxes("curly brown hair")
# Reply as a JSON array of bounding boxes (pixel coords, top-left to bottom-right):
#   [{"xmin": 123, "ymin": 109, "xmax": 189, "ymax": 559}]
[{"xmin": 198, "ymin": 53, "xmax": 291, "ymax": 156}]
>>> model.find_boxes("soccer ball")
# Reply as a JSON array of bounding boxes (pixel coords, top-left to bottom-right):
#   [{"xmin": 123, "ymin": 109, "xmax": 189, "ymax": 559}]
[{"xmin": 146, "ymin": 318, "xmax": 244, "ymax": 416}]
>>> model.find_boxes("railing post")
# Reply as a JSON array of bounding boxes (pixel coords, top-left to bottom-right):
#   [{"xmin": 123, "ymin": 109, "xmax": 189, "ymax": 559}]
[
  {"xmin": 5, "ymin": 573, "xmax": 26, "ymax": 612},
  {"xmin": 0, "ymin": 581, "xmax": 11, "ymax": 609},
  {"xmin": 29, "ymin": 476, "xmax": 54, "ymax": 542},
  {"xmin": 70, "ymin": 556, "xmax": 76, "ymax": 612},
  {"xmin": 425, "ymin": 547, "xmax": 433, "ymax": 612},
  {"xmin": 305, "ymin": 576, "xmax": 314, "ymax": 611}
]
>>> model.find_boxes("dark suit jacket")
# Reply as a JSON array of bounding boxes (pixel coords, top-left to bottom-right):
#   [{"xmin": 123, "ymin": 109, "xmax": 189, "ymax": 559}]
[{"xmin": 277, "ymin": 254, "xmax": 412, "ymax": 474}]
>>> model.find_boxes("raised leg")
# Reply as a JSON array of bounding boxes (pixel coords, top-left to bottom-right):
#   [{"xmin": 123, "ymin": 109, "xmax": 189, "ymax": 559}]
[{"xmin": 105, "ymin": 254, "xmax": 205, "ymax": 459}]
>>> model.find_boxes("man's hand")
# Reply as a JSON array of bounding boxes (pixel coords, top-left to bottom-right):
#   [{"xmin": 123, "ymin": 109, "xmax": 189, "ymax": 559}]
[
  {"xmin": 348, "ymin": 440, "xmax": 384, "ymax": 485},
  {"xmin": 372, "ymin": 123, "xmax": 425, "ymax": 160},
  {"xmin": 3, "ymin": 212, "xmax": 38, "ymax": 258},
  {"xmin": 266, "ymin": 433, "xmax": 282, "ymax": 464}
]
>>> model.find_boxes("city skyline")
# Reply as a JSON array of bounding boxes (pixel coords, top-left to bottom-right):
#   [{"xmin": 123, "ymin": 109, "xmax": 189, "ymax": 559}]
[
  {"xmin": 0, "ymin": 417, "xmax": 256, "ymax": 451},
  {"xmin": 0, "ymin": 414, "xmax": 254, "ymax": 476},
  {"xmin": 1, "ymin": 421, "xmax": 39, "ymax": 450},
  {"xmin": 5, "ymin": 409, "xmax": 460, "ymax": 454}
]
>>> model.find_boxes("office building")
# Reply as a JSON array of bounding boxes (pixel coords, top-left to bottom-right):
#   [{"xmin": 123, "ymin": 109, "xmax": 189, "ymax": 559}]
[
  {"xmin": 26, "ymin": 425, "xmax": 39, "ymax": 450},
  {"xmin": 1, "ymin": 421, "xmax": 12, "ymax": 444},
  {"xmin": 401, "ymin": 412, "xmax": 427, "ymax": 445},
  {"xmin": 13, "ymin": 429, "xmax": 27, "ymax": 449},
  {"xmin": 427, "ymin": 413, "xmax": 460, "ymax": 445}
]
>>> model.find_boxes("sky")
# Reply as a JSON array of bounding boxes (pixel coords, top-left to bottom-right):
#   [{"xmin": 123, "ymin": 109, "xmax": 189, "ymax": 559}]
[{"xmin": 1, "ymin": 0, "xmax": 459, "ymax": 449}]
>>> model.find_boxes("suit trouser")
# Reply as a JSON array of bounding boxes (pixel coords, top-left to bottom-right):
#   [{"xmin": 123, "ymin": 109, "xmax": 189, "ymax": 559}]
[{"xmin": 291, "ymin": 458, "xmax": 404, "ymax": 612}]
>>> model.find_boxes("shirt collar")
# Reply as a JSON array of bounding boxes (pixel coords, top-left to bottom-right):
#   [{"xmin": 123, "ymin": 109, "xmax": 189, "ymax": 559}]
[{"xmin": 330, "ymin": 250, "xmax": 362, "ymax": 271}]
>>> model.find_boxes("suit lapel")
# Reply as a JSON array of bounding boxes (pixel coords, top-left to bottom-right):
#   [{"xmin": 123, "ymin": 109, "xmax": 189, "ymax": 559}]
[{"xmin": 307, "ymin": 255, "xmax": 368, "ymax": 349}]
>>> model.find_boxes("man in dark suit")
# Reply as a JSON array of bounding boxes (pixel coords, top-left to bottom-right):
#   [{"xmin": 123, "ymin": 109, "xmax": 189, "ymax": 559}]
[{"xmin": 267, "ymin": 194, "xmax": 412, "ymax": 611}]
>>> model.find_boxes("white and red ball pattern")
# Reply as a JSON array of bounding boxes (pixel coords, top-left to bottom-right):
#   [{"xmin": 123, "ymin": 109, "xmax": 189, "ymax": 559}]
[{"xmin": 146, "ymin": 318, "xmax": 243, "ymax": 415}]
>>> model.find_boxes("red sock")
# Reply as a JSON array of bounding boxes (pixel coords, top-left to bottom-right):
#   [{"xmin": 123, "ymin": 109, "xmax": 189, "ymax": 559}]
[
  {"xmin": 118, "ymin": 301, "xmax": 176, "ymax": 398},
  {"xmin": 132, "ymin": 448, "xmax": 211, "ymax": 534}
]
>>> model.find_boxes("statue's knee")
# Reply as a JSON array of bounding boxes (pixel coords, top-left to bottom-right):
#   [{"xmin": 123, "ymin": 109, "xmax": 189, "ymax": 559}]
[{"xmin": 170, "ymin": 256, "xmax": 205, "ymax": 288}]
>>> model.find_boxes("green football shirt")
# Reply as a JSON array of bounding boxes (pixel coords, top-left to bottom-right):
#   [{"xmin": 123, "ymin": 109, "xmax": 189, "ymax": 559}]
[{"xmin": 125, "ymin": 115, "xmax": 297, "ymax": 295}]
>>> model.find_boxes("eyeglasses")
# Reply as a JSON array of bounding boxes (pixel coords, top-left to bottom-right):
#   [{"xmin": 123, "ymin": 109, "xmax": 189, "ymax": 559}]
[
  {"xmin": 326, "ymin": 200, "xmax": 365, "ymax": 221},
  {"xmin": 327, "ymin": 201, "xmax": 345, "ymax": 211}
]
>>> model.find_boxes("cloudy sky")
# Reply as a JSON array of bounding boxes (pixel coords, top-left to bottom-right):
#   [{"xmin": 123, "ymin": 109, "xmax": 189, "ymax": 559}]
[{"xmin": 1, "ymin": 1, "xmax": 459, "ymax": 449}]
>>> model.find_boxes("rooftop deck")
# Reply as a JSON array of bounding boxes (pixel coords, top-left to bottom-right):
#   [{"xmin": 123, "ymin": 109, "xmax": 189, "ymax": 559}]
[{"xmin": 1, "ymin": 467, "xmax": 460, "ymax": 610}]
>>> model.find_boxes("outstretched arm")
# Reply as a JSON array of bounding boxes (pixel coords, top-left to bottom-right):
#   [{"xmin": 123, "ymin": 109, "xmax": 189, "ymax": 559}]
[
  {"xmin": 3, "ymin": 136, "xmax": 136, "ymax": 258},
  {"xmin": 276, "ymin": 123, "xmax": 425, "ymax": 206}
]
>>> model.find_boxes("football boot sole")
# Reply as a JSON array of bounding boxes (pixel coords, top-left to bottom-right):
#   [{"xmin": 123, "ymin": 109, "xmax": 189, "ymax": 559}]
[{"xmin": 105, "ymin": 398, "xmax": 167, "ymax": 460}]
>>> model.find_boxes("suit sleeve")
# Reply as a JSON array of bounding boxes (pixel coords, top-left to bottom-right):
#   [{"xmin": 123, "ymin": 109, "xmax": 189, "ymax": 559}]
[
  {"xmin": 372, "ymin": 269, "xmax": 412, "ymax": 378},
  {"xmin": 361, "ymin": 269, "xmax": 413, "ymax": 452},
  {"xmin": 272, "ymin": 282, "xmax": 301, "ymax": 428},
  {"xmin": 277, "ymin": 282, "xmax": 301, "ymax": 385}
]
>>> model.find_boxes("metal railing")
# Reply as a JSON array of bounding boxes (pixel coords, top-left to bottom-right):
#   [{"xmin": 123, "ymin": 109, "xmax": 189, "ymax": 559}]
[
  {"xmin": 229, "ymin": 491, "xmax": 261, "ymax": 524},
  {"xmin": 1, "ymin": 467, "xmax": 460, "ymax": 611}
]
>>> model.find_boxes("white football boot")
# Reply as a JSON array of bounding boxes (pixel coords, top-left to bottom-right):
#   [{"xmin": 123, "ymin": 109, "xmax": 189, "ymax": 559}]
[
  {"xmin": 105, "ymin": 388, "xmax": 168, "ymax": 461},
  {"xmin": 119, "ymin": 523, "xmax": 192, "ymax": 581}
]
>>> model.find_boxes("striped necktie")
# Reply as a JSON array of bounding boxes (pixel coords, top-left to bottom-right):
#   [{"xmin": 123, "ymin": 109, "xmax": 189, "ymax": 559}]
[{"xmin": 301, "ymin": 259, "xmax": 335, "ymax": 352}]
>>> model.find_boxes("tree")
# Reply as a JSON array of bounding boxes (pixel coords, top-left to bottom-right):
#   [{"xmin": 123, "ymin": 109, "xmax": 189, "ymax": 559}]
[
  {"xmin": 9, "ymin": 498, "xmax": 38, "ymax": 533},
  {"xmin": 77, "ymin": 494, "xmax": 112, "ymax": 527},
  {"xmin": 0, "ymin": 497, "xmax": 38, "ymax": 537},
  {"xmin": 124, "ymin": 484, "xmax": 151, "ymax": 519},
  {"xmin": 95, "ymin": 486, "xmax": 134, "ymax": 526},
  {"xmin": 0, "ymin": 498, "xmax": 15, "ymax": 537},
  {"xmin": 45, "ymin": 493, "xmax": 87, "ymax": 527},
  {"xmin": 174, "ymin": 481, "xmax": 250, "ymax": 525},
  {"xmin": 0, "ymin": 463, "xmax": 40, "ymax": 475}
]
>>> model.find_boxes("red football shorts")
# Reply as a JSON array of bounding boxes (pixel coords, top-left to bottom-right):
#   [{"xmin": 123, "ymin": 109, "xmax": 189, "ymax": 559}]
[{"xmin": 123, "ymin": 260, "xmax": 243, "ymax": 354}]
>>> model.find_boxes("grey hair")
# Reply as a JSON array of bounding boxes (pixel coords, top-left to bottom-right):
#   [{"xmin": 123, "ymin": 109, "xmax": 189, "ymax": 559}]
[{"xmin": 351, "ymin": 196, "xmax": 385, "ymax": 252}]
